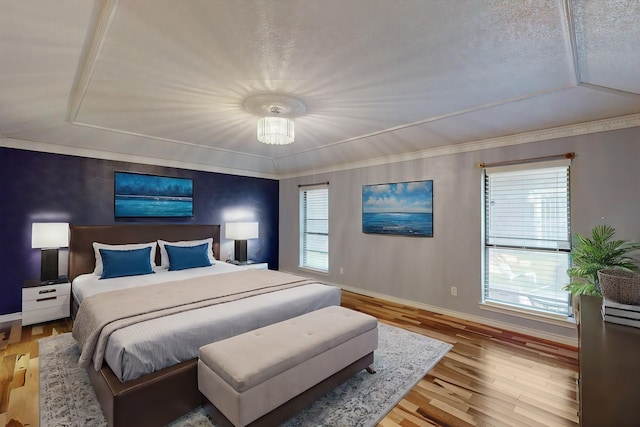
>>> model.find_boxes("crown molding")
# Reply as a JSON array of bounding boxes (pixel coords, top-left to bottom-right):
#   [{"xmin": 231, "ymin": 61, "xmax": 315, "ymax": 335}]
[
  {"xmin": 3, "ymin": 113, "xmax": 639, "ymax": 181},
  {"xmin": 278, "ymin": 112, "xmax": 640, "ymax": 179},
  {"xmin": 0, "ymin": 137, "xmax": 279, "ymax": 180}
]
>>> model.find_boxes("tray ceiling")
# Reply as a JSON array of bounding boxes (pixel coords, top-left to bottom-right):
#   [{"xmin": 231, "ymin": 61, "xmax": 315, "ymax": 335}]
[{"xmin": 1, "ymin": 0, "xmax": 639, "ymax": 178}]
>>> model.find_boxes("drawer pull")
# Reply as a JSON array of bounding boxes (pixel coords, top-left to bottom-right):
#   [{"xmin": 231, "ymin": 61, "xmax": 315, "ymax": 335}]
[
  {"xmin": 36, "ymin": 296, "xmax": 57, "ymax": 302},
  {"xmin": 38, "ymin": 289, "xmax": 56, "ymax": 294}
]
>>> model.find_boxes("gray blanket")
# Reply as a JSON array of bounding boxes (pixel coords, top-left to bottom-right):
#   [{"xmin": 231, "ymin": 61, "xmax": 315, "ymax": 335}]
[{"xmin": 72, "ymin": 269, "xmax": 316, "ymax": 371}]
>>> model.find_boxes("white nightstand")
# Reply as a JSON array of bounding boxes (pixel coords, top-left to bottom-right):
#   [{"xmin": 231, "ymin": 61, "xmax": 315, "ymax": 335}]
[
  {"xmin": 237, "ymin": 262, "xmax": 269, "ymax": 270},
  {"xmin": 22, "ymin": 281, "xmax": 71, "ymax": 326}
]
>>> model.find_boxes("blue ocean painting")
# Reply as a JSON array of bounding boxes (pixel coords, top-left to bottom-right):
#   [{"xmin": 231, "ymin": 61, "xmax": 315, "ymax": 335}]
[
  {"xmin": 114, "ymin": 172, "xmax": 193, "ymax": 218},
  {"xmin": 362, "ymin": 180, "xmax": 433, "ymax": 236}
]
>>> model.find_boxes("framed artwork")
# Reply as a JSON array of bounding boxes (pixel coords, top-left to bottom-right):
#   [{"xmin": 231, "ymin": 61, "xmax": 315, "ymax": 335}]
[
  {"xmin": 114, "ymin": 172, "xmax": 193, "ymax": 218},
  {"xmin": 362, "ymin": 180, "xmax": 433, "ymax": 236}
]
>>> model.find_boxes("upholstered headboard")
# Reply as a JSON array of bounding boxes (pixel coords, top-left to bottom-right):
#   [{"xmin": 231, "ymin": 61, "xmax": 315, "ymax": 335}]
[{"xmin": 68, "ymin": 224, "xmax": 221, "ymax": 283}]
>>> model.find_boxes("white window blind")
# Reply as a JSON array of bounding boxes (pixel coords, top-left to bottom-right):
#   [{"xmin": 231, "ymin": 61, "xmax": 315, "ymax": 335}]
[
  {"xmin": 483, "ymin": 160, "xmax": 571, "ymax": 316},
  {"xmin": 300, "ymin": 184, "xmax": 329, "ymax": 271}
]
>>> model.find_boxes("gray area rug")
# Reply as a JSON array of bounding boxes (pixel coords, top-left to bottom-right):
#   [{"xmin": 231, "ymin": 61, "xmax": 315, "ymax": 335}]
[{"xmin": 39, "ymin": 323, "xmax": 451, "ymax": 427}]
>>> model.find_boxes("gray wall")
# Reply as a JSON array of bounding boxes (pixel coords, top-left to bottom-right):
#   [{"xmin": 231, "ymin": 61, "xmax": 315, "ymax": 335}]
[{"xmin": 279, "ymin": 127, "xmax": 640, "ymax": 340}]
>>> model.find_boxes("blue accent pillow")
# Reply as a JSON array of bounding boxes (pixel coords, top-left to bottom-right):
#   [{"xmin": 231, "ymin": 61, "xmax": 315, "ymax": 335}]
[
  {"xmin": 165, "ymin": 243, "xmax": 212, "ymax": 271},
  {"xmin": 99, "ymin": 247, "xmax": 155, "ymax": 279}
]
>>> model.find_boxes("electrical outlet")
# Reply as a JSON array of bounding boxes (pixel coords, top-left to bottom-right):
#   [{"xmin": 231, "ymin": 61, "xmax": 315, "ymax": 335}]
[
  {"xmin": 451, "ymin": 286, "xmax": 457, "ymax": 297},
  {"xmin": 339, "ymin": 267, "xmax": 344, "ymax": 274}
]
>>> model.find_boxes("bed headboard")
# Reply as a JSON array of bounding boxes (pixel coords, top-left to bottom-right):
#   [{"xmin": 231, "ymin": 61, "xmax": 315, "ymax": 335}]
[{"xmin": 68, "ymin": 224, "xmax": 221, "ymax": 283}]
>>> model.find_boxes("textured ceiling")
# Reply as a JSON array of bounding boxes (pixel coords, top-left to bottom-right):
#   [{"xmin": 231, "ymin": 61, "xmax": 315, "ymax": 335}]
[{"xmin": 1, "ymin": 0, "xmax": 639, "ymax": 178}]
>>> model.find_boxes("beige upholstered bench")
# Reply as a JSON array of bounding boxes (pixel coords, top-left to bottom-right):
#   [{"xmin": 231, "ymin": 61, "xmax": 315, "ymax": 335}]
[{"xmin": 197, "ymin": 305, "xmax": 378, "ymax": 427}]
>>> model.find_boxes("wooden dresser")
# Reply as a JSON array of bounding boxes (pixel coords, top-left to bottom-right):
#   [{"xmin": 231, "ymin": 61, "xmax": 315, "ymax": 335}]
[{"xmin": 579, "ymin": 294, "xmax": 640, "ymax": 426}]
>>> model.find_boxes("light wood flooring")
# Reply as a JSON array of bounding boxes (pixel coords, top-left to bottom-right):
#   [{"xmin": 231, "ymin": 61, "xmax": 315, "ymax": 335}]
[
  {"xmin": 0, "ymin": 292, "xmax": 578, "ymax": 427},
  {"xmin": 1, "ymin": 319, "xmax": 73, "ymax": 427},
  {"xmin": 341, "ymin": 292, "xmax": 579, "ymax": 427}
]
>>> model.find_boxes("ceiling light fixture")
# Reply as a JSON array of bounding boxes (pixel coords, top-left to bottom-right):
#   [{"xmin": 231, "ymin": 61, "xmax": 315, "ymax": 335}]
[
  {"xmin": 257, "ymin": 107, "xmax": 294, "ymax": 145},
  {"xmin": 243, "ymin": 94, "xmax": 307, "ymax": 145}
]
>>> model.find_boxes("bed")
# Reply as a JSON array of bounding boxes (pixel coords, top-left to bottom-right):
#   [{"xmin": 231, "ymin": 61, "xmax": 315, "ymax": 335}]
[{"xmin": 67, "ymin": 224, "xmax": 341, "ymax": 427}]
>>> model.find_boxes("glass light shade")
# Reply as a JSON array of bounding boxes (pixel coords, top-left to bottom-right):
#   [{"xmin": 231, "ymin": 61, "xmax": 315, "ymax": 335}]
[
  {"xmin": 257, "ymin": 117, "xmax": 294, "ymax": 145},
  {"xmin": 225, "ymin": 222, "xmax": 259, "ymax": 240},
  {"xmin": 31, "ymin": 223, "xmax": 69, "ymax": 248}
]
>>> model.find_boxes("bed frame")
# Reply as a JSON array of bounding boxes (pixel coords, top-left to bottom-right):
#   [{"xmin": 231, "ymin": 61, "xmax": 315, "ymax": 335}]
[{"xmin": 68, "ymin": 224, "xmax": 220, "ymax": 427}]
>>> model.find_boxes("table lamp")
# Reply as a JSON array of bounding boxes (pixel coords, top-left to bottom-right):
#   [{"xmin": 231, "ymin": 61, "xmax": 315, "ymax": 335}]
[
  {"xmin": 225, "ymin": 222, "xmax": 259, "ymax": 263},
  {"xmin": 32, "ymin": 222, "xmax": 69, "ymax": 284}
]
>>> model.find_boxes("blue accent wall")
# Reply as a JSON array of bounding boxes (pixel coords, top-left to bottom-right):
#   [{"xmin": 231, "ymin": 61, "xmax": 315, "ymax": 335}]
[{"xmin": 0, "ymin": 147, "xmax": 279, "ymax": 315}]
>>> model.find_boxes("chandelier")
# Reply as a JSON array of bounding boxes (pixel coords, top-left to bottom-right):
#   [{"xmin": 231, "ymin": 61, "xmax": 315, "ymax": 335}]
[
  {"xmin": 257, "ymin": 108, "xmax": 294, "ymax": 145},
  {"xmin": 244, "ymin": 94, "xmax": 307, "ymax": 145}
]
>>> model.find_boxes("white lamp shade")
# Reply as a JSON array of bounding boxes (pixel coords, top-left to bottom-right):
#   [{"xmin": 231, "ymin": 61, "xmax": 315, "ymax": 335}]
[
  {"xmin": 32, "ymin": 223, "xmax": 69, "ymax": 248},
  {"xmin": 225, "ymin": 222, "xmax": 259, "ymax": 240}
]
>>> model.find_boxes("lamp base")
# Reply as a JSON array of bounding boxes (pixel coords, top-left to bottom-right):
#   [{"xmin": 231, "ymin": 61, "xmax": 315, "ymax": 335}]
[
  {"xmin": 234, "ymin": 240, "xmax": 248, "ymax": 263},
  {"xmin": 40, "ymin": 248, "xmax": 60, "ymax": 283}
]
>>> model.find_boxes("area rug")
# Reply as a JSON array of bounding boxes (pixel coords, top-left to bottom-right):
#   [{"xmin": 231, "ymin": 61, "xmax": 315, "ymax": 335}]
[{"xmin": 39, "ymin": 323, "xmax": 451, "ymax": 427}]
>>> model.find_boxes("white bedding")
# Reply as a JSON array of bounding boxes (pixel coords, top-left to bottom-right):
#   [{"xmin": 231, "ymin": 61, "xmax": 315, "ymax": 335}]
[
  {"xmin": 72, "ymin": 262, "xmax": 244, "ymax": 303},
  {"xmin": 72, "ymin": 265, "xmax": 341, "ymax": 382}
]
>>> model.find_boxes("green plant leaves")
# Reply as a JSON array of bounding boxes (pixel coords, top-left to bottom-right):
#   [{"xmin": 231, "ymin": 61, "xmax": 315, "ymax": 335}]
[{"xmin": 563, "ymin": 225, "xmax": 640, "ymax": 296}]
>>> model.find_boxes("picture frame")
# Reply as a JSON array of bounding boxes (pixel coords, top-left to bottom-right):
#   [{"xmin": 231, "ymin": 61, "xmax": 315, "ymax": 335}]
[
  {"xmin": 362, "ymin": 180, "xmax": 433, "ymax": 237},
  {"xmin": 114, "ymin": 172, "xmax": 193, "ymax": 218}
]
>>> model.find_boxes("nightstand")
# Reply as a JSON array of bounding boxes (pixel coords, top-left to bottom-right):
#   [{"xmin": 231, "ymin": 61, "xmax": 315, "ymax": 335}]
[
  {"xmin": 22, "ymin": 281, "xmax": 71, "ymax": 326},
  {"xmin": 237, "ymin": 262, "xmax": 269, "ymax": 270}
]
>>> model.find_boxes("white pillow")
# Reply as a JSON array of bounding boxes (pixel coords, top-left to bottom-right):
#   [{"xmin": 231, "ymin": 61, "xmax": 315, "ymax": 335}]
[
  {"xmin": 92, "ymin": 242, "xmax": 157, "ymax": 275},
  {"xmin": 157, "ymin": 238, "xmax": 215, "ymax": 268}
]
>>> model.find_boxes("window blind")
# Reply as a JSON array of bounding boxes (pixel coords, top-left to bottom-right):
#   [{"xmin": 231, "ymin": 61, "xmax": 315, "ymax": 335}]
[
  {"xmin": 483, "ymin": 160, "xmax": 571, "ymax": 316},
  {"xmin": 300, "ymin": 184, "xmax": 329, "ymax": 271}
]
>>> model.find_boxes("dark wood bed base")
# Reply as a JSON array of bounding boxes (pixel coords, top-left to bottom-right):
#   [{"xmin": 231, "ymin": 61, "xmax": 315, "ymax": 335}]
[
  {"xmin": 68, "ymin": 224, "xmax": 221, "ymax": 426},
  {"xmin": 87, "ymin": 357, "xmax": 203, "ymax": 427}
]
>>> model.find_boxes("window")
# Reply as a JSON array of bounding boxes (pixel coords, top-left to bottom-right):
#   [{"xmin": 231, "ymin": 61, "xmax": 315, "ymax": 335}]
[
  {"xmin": 300, "ymin": 183, "xmax": 329, "ymax": 272},
  {"xmin": 483, "ymin": 160, "xmax": 571, "ymax": 316}
]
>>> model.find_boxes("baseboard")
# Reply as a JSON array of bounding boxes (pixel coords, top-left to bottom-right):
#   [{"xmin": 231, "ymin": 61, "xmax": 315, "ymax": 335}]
[
  {"xmin": 0, "ymin": 312, "xmax": 21, "ymax": 322},
  {"xmin": 334, "ymin": 282, "xmax": 578, "ymax": 348}
]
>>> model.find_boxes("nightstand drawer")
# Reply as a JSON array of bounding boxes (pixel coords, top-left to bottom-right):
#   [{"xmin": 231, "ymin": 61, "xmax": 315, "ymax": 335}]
[
  {"xmin": 22, "ymin": 304, "xmax": 69, "ymax": 326},
  {"xmin": 22, "ymin": 282, "xmax": 70, "ymax": 301},
  {"xmin": 23, "ymin": 293, "xmax": 71, "ymax": 311}
]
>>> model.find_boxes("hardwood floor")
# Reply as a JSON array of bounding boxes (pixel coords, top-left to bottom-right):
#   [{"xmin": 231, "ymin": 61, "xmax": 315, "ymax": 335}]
[
  {"xmin": 0, "ymin": 292, "xmax": 578, "ymax": 427},
  {"xmin": 0, "ymin": 319, "xmax": 72, "ymax": 427},
  {"xmin": 341, "ymin": 292, "xmax": 579, "ymax": 427}
]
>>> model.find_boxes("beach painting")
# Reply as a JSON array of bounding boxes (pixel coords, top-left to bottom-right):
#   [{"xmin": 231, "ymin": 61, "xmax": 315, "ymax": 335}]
[
  {"xmin": 362, "ymin": 180, "xmax": 433, "ymax": 237},
  {"xmin": 114, "ymin": 172, "xmax": 193, "ymax": 218}
]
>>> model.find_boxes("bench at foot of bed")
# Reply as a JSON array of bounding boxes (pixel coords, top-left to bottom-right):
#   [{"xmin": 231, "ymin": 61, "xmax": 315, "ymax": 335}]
[{"xmin": 198, "ymin": 306, "xmax": 379, "ymax": 427}]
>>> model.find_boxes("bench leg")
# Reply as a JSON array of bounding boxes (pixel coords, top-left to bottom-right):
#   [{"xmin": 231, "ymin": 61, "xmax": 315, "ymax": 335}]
[{"xmin": 366, "ymin": 365, "xmax": 377, "ymax": 374}]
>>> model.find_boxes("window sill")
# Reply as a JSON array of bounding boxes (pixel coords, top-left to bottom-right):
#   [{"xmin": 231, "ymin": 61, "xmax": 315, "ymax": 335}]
[
  {"xmin": 479, "ymin": 301, "xmax": 576, "ymax": 328},
  {"xmin": 297, "ymin": 266, "xmax": 329, "ymax": 275}
]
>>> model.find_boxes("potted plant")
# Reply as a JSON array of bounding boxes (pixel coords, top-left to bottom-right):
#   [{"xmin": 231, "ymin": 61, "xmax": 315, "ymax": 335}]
[{"xmin": 564, "ymin": 225, "xmax": 640, "ymax": 297}]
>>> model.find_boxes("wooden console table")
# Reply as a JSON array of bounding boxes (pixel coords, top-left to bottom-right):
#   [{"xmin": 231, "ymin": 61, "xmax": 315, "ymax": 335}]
[{"xmin": 579, "ymin": 294, "xmax": 640, "ymax": 426}]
